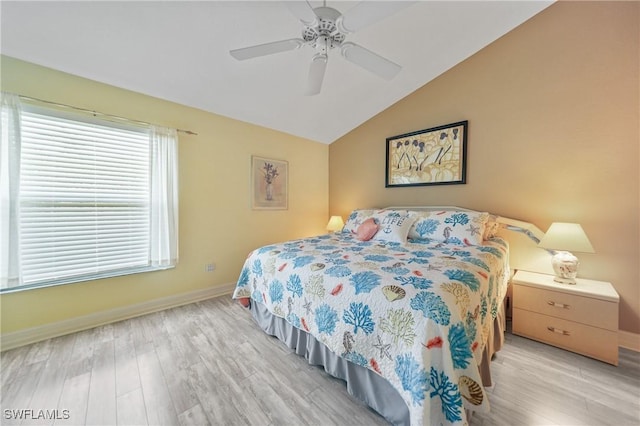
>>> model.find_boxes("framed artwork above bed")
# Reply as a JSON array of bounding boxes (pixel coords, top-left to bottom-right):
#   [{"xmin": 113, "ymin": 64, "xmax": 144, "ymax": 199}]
[
  {"xmin": 251, "ymin": 155, "xmax": 288, "ymax": 210},
  {"xmin": 386, "ymin": 120, "xmax": 468, "ymax": 187}
]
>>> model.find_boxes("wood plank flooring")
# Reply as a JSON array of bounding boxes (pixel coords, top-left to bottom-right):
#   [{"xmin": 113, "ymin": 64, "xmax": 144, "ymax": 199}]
[{"xmin": 1, "ymin": 296, "xmax": 638, "ymax": 425}]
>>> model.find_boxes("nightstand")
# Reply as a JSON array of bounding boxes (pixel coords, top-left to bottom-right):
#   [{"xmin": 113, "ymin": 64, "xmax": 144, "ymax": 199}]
[{"xmin": 511, "ymin": 270, "xmax": 619, "ymax": 365}]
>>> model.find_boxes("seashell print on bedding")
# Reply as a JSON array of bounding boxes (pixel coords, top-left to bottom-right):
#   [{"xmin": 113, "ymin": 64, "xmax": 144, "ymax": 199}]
[
  {"xmin": 310, "ymin": 262, "xmax": 326, "ymax": 271},
  {"xmin": 458, "ymin": 375, "xmax": 483, "ymax": 405},
  {"xmin": 382, "ymin": 285, "xmax": 406, "ymax": 301}
]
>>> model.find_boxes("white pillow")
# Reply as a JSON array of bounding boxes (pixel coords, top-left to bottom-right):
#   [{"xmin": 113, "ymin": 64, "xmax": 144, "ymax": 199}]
[{"xmin": 370, "ymin": 210, "xmax": 418, "ymax": 243}]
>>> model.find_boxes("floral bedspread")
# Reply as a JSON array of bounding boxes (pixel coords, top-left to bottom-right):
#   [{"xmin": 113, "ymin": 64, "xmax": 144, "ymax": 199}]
[{"xmin": 232, "ymin": 233, "xmax": 509, "ymax": 425}]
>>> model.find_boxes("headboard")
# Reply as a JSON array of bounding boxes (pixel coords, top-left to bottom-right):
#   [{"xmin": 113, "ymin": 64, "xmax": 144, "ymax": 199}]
[{"xmin": 386, "ymin": 206, "xmax": 553, "ymax": 276}]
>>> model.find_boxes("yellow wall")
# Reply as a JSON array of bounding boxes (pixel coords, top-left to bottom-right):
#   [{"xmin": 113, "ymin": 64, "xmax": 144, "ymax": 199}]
[
  {"xmin": 0, "ymin": 56, "xmax": 329, "ymax": 334},
  {"xmin": 329, "ymin": 2, "xmax": 640, "ymax": 333}
]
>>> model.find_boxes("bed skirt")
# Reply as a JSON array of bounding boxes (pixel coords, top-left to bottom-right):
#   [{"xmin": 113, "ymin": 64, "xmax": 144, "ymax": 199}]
[{"xmin": 250, "ymin": 300, "xmax": 506, "ymax": 425}]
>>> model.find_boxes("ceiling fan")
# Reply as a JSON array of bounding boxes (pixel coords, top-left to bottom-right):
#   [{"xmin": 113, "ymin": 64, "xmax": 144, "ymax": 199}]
[{"xmin": 230, "ymin": 1, "xmax": 415, "ymax": 95}]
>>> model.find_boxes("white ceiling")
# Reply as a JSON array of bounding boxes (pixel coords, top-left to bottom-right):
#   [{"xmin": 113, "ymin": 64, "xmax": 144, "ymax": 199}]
[{"xmin": 1, "ymin": 1, "xmax": 552, "ymax": 144}]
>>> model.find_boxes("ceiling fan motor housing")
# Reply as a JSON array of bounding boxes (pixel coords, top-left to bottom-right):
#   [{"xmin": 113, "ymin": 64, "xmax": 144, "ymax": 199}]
[{"xmin": 302, "ymin": 7, "xmax": 346, "ymax": 53}]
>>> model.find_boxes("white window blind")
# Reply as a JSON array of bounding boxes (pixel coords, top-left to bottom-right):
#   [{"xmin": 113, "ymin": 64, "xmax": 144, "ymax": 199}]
[{"xmin": 19, "ymin": 108, "xmax": 153, "ymax": 286}]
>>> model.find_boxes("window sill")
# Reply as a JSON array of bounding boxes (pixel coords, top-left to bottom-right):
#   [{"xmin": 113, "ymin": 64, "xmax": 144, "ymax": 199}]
[{"xmin": 0, "ymin": 264, "xmax": 175, "ymax": 294}]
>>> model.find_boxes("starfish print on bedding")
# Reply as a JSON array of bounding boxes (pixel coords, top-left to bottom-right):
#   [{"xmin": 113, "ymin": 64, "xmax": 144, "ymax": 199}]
[
  {"xmin": 303, "ymin": 298, "xmax": 312, "ymax": 316},
  {"xmin": 373, "ymin": 334, "xmax": 392, "ymax": 360},
  {"xmin": 467, "ymin": 223, "xmax": 481, "ymax": 236}
]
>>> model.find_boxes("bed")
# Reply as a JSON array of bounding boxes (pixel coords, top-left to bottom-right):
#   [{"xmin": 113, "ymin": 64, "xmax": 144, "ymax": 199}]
[{"xmin": 231, "ymin": 207, "xmax": 546, "ymax": 425}]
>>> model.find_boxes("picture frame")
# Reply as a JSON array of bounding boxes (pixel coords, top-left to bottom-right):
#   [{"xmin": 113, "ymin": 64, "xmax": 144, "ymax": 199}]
[
  {"xmin": 251, "ymin": 155, "xmax": 288, "ymax": 210},
  {"xmin": 385, "ymin": 120, "xmax": 468, "ymax": 187}
]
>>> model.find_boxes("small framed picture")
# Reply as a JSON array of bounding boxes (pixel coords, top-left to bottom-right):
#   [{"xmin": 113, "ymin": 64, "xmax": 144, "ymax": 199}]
[
  {"xmin": 386, "ymin": 121, "xmax": 467, "ymax": 187},
  {"xmin": 251, "ymin": 156, "xmax": 288, "ymax": 210}
]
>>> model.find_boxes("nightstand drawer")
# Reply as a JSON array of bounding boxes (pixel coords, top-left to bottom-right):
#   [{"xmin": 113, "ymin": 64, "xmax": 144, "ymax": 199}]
[
  {"xmin": 513, "ymin": 308, "xmax": 618, "ymax": 365},
  {"xmin": 513, "ymin": 284, "xmax": 618, "ymax": 331}
]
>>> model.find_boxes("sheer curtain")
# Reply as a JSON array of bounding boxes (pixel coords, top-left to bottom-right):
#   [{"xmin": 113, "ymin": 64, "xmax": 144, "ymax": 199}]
[
  {"xmin": 0, "ymin": 93, "xmax": 22, "ymax": 289},
  {"xmin": 149, "ymin": 126, "xmax": 179, "ymax": 267}
]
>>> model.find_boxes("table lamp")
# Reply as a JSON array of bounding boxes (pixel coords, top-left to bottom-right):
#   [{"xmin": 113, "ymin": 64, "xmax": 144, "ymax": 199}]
[
  {"xmin": 326, "ymin": 215, "xmax": 344, "ymax": 233},
  {"xmin": 538, "ymin": 222, "xmax": 595, "ymax": 284}
]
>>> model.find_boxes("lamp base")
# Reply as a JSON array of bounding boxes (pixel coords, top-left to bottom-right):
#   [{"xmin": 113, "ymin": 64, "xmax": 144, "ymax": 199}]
[
  {"xmin": 553, "ymin": 276, "xmax": 577, "ymax": 285},
  {"xmin": 551, "ymin": 251, "xmax": 579, "ymax": 285}
]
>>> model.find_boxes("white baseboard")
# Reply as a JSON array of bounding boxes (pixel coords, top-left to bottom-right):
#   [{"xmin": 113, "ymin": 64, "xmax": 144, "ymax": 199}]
[
  {"xmin": 619, "ymin": 329, "xmax": 640, "ymax": 352},
  {"xmin": 5, "ymin": 284, "xmax": 638, "ymax": 355},
  {"xmin": 0, "ymin": 283, "xmax": 236, "ymax": 351}
]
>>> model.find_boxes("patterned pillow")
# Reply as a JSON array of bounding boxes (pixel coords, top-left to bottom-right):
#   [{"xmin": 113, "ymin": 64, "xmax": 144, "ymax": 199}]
[
  {"xmin": 370, "ymin": 210, "xmax": 418, "ymax": 243},
  {"xmin": 408, "ymin": 210, "xmax": 489, "ymax": 246},
  {"xmin": 342, "ymin": 209, "xmax": 376, "ymax": 234}
]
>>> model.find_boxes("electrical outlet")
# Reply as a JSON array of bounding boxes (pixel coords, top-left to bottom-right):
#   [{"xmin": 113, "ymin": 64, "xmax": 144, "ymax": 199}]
[{"xmin": 205, "ymin": 263, "xmax": 216, "ymax": 272}]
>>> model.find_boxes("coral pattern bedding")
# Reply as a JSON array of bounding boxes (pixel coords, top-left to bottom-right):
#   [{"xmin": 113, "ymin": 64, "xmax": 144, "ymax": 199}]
[{"xmin": 232, "ymin": 211, "xmax": 509, "ymax": 425}]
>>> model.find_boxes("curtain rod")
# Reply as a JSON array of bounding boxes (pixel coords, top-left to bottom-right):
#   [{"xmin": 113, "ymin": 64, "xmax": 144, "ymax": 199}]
[{"xmin": 14, "ymin": 93, "xmax": 198, "ymax": 136}]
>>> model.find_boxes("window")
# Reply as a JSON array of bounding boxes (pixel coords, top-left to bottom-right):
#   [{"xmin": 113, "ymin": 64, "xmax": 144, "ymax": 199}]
[{"xmin": 0, "ymin": 95, "xmax": 178, "ymax": 292}]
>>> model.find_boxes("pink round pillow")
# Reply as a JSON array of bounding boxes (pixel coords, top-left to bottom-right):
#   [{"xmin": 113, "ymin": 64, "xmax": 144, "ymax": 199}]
[{"xmin": 356, "ymin": 218, "xmax": 379, "ymax": 241}]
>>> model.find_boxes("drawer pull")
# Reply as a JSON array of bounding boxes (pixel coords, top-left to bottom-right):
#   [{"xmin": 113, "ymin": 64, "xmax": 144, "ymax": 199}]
[
  {"xmin": 547, "ymin": 326, "xmax": 570, "ymax": 336},
  {"xmin": 547, "ymin": 301, "xmax": 570, "ymax": 309}
]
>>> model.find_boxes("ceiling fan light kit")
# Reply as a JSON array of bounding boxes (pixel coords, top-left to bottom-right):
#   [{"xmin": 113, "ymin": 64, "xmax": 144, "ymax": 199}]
[{"xmin": 229, "ymin": 1, "xmax": 414, "ymax": 95}]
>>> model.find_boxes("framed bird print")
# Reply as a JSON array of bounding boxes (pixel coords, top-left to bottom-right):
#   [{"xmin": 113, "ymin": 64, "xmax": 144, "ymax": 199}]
[{"xmin": 385, "ymin": 121, "xmax": 467, "ymax": 187}]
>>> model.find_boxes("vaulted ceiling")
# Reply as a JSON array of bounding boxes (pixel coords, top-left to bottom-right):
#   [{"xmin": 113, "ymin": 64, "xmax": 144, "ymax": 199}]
[{"xmin": 1, "ymin": 1, "xmax": 552, "ymax": 144}]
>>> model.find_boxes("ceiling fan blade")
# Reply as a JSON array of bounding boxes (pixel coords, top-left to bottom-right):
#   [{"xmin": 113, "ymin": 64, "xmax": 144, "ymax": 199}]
[
  {"xmin": 341, "ymin": 42, "xmax": 401, "ymax": 80},
  {"xmin": 338, "ymin": 1, "xmax": 416, "ymax": 33},
  {"xmin": 306, "ymin": 54, "xmax": 328, "ymax": 96},
  {"xmin": 284, "ymin": 0, "xmax": 317, "ymax": 25},
  {"xmin": 230, "ymin": 38, "xmax": 304, "ymax": 60}
]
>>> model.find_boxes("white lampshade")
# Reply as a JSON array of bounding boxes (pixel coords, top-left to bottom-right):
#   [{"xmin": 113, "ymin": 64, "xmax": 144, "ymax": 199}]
[
  {"xmin": 538, "ymin": 222, "xmax": 594, "ymax": 284},
  {"xmin": 538, "ymin": 223, "xmax": 595, "ymax": 253},
  {"xmin": 326, "ymin": 215, "xmax": 345, "ymax": 232}
]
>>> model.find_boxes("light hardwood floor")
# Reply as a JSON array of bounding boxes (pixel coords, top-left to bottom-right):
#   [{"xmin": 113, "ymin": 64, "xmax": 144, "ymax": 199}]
[{"xmin": 1, "ymin": 296, "xmax": 638, "ymax": 425}]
